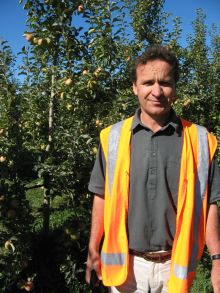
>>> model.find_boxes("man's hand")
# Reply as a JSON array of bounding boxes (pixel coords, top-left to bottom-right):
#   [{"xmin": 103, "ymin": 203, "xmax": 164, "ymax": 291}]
[
  {"xmin": 85, "ymin": 195, "xmax": 104, "ymax": 285},
  {"xmin": 85, "ymin": 249, "xmax": 102, "ymax": 285},
  {"xmin": 206, "ymin": 204, "xmax": 220, "ymax": 293},
  {"xmin": 211, "ymin": 260, "xmax": 220, "ymax": 293}
]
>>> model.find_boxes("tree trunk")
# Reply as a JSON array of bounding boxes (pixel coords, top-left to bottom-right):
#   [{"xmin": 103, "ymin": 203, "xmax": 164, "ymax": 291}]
[{"xmin": 43, "ymin": 71, "xmax": 55, "ymax": 235}]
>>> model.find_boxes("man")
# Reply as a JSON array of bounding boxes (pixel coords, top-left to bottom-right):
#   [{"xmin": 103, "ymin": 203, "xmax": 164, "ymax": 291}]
[{"xmin": 86, "ymin": 45, "xmax": 220, "ymax": 292}]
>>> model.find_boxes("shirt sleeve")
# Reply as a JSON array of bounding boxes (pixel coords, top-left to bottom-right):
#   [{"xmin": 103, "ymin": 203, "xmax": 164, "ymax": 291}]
[
  {"xmin": 208, "ymin": 156, "xmax": 220, "ymax": 203},
  {"xmin": 88, "ymin": 144, "xmax": 106, "ymax": 196}
]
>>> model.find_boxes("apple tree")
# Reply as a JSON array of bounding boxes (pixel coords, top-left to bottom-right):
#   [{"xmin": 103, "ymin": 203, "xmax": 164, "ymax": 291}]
[{"xmin": 0, "ymin": 40, "xmax": 34, "ymax": 292}]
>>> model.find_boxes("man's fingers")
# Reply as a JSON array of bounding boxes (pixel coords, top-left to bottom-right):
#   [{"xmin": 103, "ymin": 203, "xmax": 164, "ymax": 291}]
[
  {"xmin": 85, "ymin": 265, "xmax": 93, "ymax": 284},
  {"xmin": 85, "ymin": 251, "xmax": 101, "ymax": 285},
  {"xmin": 85, "ymin": 269, "xmax": 90, "ymax": 284},
  {"xmin": 96, "ymin": 268, "xmax": 102, "ymax": 280}
]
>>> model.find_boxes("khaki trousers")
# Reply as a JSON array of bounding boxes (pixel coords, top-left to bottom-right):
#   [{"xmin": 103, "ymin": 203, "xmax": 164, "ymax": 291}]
[{"xmin": 109, "ymin": 255, "xmax": 171, "ymax": 293}]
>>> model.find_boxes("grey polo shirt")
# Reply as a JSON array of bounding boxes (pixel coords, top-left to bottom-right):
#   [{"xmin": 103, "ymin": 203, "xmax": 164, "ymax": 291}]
[{"xmin": 88, "ymin": 109, "xmax": 220, "ymax": 252}]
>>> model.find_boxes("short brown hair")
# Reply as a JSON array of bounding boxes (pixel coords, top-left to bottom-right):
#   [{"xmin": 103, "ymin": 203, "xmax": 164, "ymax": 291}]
[{"xmin": 130, "ymin": 45, "xmax": 179, "ymax": 83}]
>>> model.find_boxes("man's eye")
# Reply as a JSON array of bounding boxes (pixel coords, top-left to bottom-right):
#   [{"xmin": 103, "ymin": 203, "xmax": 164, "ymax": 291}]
[{"xmin": 160, "ymin": 81, "xmax": 172, "ymax": 86}]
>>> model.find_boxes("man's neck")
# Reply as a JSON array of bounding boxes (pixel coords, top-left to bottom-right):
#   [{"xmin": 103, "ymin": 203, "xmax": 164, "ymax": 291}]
[{"xmin": 140, "ymin": 110, "xmax": 171, "ymax": 133}]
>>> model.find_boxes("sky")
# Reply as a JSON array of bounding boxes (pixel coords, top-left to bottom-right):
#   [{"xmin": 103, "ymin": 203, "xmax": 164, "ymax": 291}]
[{"xmin": 0, "ymin": 0, "xmax": 219, "ymax": 66}]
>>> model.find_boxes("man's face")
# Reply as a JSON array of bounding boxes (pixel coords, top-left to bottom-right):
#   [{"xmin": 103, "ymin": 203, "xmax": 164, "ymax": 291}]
[{"xmin": 133, "ymin": 59, "xmax": 176, "ymax": 119}]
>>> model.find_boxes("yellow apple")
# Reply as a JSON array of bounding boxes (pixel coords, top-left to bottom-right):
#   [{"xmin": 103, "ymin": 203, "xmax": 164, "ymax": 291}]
[
  {"xmin": 37, "ymin": 38, "xmax": 45, "ymax": 46},
  {"xmin": 92, "ymin": 147, "xmax": 97, "ymax": 155},
  {"xmin": 4, "ymin": 240, "xmax": 15, "ymax": 252},
  {"xmin": 66, "ymin": 103, "xmax": 72, "ymax": 111},
  {"xmin": 64, "ymin": 78, "xmax": 73, "ymax": 86},
  {"xmin": 24, "ymin": 33, "xmax": 33, "ymax": 42},
  {"xmin": 33, "ymin": 37, "xmax": 39, "ymax": 44},
  {"xmin": 82, "ymin": 69, "xmax": 88, "ymax": 75},
  {"xmin": 60, "ymin": 92, "xmax": 65, "ymax": 99},
  {"xmin": 0, "ymin": 156, "xmax": 6, "ymax": 163},
  {"xmin": 40, "ymin": 144, "xmax": 46, "ymax": 150},
  {"xmin": 77, "ymin": 4, "xmax": 84, "ymax": 12},
  {"xmin": 23, "ymin": 280, "xmax": 34, "ymax": 292},
  {"xmin": 183, "ymin": 98, "xmax": 191, "ymax": 107},
  {"xmin": 0, "ymin": 195, "xmax": 5, "ymax": 203},
  {"xmin": 95, "ymin": 119, "xmax": 102, "ymax": 127}
]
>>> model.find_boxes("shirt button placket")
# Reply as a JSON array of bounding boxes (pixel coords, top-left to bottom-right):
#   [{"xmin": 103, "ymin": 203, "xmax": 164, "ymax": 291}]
[{"xmin": 149, "ymin": 135, "xmax": 157, "ymax": 199}]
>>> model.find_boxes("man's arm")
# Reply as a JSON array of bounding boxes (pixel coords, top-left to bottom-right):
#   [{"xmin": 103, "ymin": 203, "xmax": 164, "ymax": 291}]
[
  {"xmin": 85, "ymin": 194, "xmax": 104, "ymax": 284},
  {"xmin": 206, "ymin": 203, "xmax": 220, "ymax": 293}
]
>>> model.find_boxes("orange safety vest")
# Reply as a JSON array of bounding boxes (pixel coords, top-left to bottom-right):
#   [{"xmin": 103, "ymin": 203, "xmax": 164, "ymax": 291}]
[{"xmin": 99, "ymin": 116, "xmax": 217, "ymax": 291}]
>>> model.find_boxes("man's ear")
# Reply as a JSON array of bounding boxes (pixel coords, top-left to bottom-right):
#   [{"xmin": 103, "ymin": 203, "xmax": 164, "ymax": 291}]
[
  {"xmin": 132, "ymin": 83, "xmax": 137, "ymax": 95},
  {"xmin": 173, "ymin": 87, "xmax": 177, "ymax": 101}
]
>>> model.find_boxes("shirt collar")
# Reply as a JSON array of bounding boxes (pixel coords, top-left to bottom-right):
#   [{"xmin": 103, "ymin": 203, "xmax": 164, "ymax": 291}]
[{"xmin": 131, "ymin": 108, "xmax": 182, "ymax": 133}]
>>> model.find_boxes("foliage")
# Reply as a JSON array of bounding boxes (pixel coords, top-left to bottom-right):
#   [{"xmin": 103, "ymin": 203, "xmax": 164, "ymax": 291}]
[
  {"xmin": 0, "ymin": 0, "xmax": 219, "ymax": 291},
  {"xmin": 191, "ymin": 250, "xmax": 212, "ymax": 293},
  {"xmin": 0, "ymin": 41, "xmax": 33, "ymax": 292},
  {"xmin": 173, "ymin": 9, "xmax": 220, "ymax": 162}
]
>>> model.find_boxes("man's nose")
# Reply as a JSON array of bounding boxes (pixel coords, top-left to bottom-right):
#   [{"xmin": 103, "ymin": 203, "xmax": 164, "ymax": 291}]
[{"xmin": 151, "ymin": 82, "xmax": 162, "ymax": 97}]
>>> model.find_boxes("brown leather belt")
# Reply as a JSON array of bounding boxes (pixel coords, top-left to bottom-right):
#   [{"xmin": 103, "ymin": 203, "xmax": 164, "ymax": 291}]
[{"xmin": 129, "ymin": 249, "xmax": 171, "ymax": 263}]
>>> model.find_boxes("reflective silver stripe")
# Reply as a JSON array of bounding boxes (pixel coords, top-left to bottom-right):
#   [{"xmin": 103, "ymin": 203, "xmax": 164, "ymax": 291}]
[
  {"xmin": 196, "ymin": 125, "xmax": 209, "ymax": 200},
  {"xmin": 174, "ymin": 260, "xmax": 200, "ymax": 280},
  {"xmin": 189, "ymin": 125, "xmax": 209, "ymax": 271},
  {"xmin": 174, "ymin": 264, "xmax": 188, "ymax": 279},
  {"xmin": 174, "ymin": 125, "xmax": 209, "ymax": 279},
  {"xmin": 108, "ymin": 121, "xmax": 124, "ymax": 196},
  {"xmin": 101, "ymin": 252, "xmax": 125, "ymax": 265}
]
